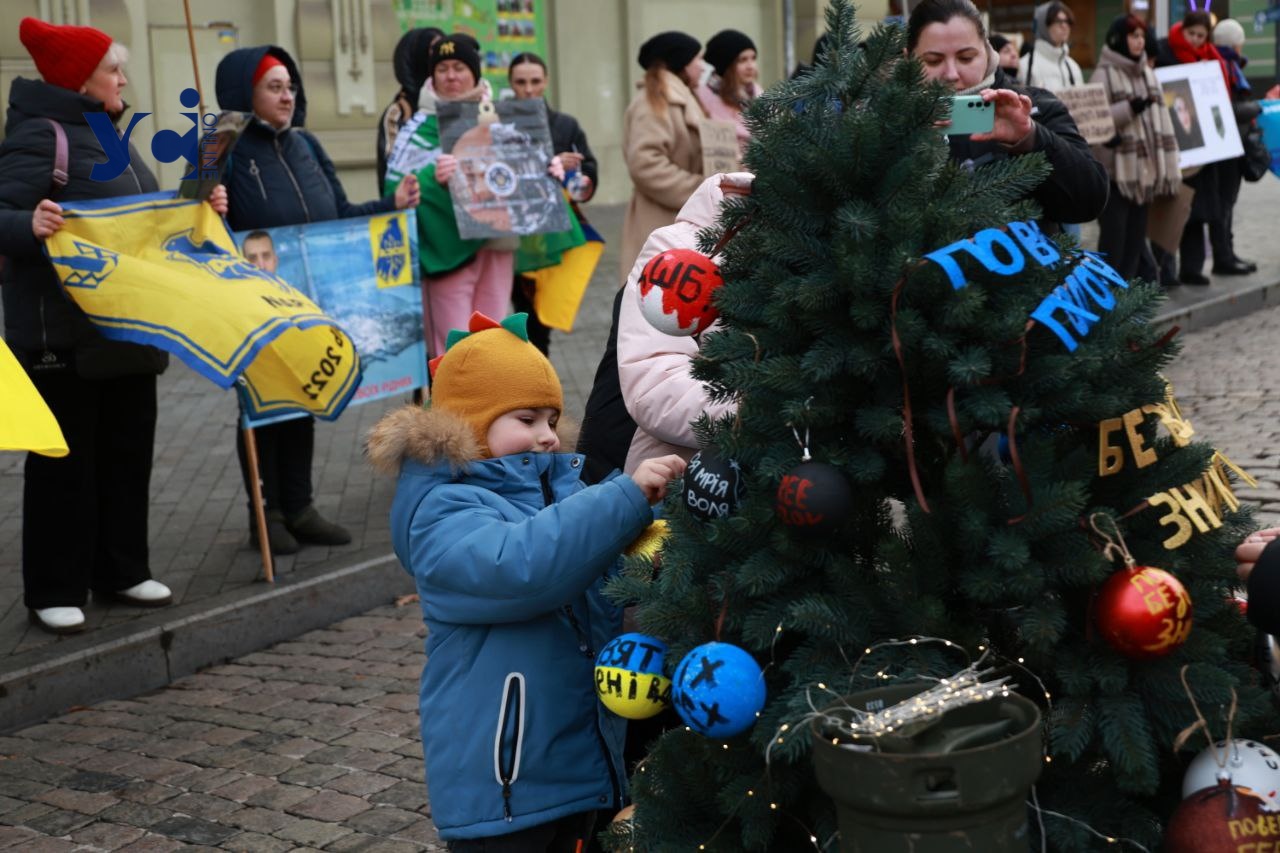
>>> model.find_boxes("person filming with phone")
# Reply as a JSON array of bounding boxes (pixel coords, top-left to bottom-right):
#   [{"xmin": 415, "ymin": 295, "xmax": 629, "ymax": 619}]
[{"xmin": 907, "ymin": 0, "xmax": 1107, "ymax": 231}]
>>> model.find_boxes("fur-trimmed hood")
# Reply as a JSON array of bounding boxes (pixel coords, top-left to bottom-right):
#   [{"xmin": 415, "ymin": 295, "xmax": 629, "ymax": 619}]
[{"xmin": 366, "ymin": 404, "xmax": 581, "ymax": 476}]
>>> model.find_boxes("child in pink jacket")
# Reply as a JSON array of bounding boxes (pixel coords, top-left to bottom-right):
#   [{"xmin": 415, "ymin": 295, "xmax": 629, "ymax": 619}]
[{"xmin": 616, "ymin": 172, "xmax": 752, "ymax": 473}]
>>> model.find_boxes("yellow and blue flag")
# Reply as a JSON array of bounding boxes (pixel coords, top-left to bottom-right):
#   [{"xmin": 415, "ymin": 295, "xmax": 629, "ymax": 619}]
[
  {"xmin": 0, "ymin": 338, "xmax": 68, "ymax": 457},
  {"xmin": 515, "ymin": 205, "xmax": 605, "ymax": 333},
  {"xmin": 44, "ymin": 192, "xmax": 360, "ymax": 420}
]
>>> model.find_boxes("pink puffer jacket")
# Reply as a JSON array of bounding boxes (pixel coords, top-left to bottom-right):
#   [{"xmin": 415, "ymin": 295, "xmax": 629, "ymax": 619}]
[{"xmin": 618, "ymin": 172, "xmax": 753, "ymax": 474}]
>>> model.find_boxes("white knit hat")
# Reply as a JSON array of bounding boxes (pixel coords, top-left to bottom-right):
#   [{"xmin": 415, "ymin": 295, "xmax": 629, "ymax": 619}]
[{"xmin": 1213, "ymin": 18, "xmax": 1245, "ymax": 48}]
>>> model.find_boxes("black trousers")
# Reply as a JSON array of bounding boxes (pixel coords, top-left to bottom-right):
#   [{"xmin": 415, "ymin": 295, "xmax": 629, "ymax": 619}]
[
  {"xmin": 235, "ymin": 415, "xmax": 315, "ymax": 518},
  {"xmin": 1179, "ymin": 216, "xmax": 1234, "ymax": 276},
  {"xmin": 447, "ymin": 810, "xmax": 602, "ymax": 853},
  {"xmin": 23, "ymin": 367, "xmax": 156, "ymax": 608},
  {"xmin": 1096, "ymin": 185, "xmax": 1149, "ymax": 282},
  {"xmin": 512, "ymin": 274, "xmax": 552, "ymax": 356}
]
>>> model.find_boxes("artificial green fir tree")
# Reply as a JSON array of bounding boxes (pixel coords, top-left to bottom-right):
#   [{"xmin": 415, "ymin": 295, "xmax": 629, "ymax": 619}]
[{"xmin": 602, "ymin": 3, "xmax": 1274, "ymax": 850}]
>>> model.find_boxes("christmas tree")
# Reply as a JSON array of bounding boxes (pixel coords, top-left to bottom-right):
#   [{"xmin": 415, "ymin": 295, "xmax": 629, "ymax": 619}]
[{"xmin": 604, "ymin": 3, "xmax": 1272, "ymax": 850}]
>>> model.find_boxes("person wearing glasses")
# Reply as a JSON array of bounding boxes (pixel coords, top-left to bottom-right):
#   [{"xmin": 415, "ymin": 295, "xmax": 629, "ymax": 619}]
[
  {"xmin": 214, "ymin": 46, "xmax": 421, "ymax": 556},
  {"xmin": 1020, "ymin": 1, "xmax": 1084, "ymax": 91}
]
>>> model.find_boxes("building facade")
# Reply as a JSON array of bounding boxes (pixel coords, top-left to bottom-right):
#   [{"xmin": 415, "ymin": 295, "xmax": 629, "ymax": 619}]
[{"xmin": 0, "ymin": 0, "xmax": 1274, "ymax": 208}]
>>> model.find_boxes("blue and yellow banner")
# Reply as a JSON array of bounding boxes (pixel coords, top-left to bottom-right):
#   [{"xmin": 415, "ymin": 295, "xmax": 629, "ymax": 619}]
[
  {"xmin": 232, "ymin": 209, "xmax": 425, "ymax": 423},
  {"xmin": 44, "ymin": 192, "xmax": 360, "ymax": 421},
  {"xmin": 0, "ymin": 338, "xmax": 68, "ymax": 457}
]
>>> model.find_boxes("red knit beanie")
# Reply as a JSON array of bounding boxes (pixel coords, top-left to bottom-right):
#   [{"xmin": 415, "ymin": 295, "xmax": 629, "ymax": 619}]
[
  {"xmin": 252, "ymin": 54, "xmax": 285, "ymax": 87},
  {"xmin": 19, "ymin": 17, "xmax": 113, "ymax": 92}
]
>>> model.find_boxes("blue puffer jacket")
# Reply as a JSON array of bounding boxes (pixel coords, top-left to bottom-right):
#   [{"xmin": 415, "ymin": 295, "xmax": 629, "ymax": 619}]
[
  {"xmin": 366, "ymin": 406, "xmax": 654, "ymax": 841},
  {"xmin": 215, "ymin": 45, "xmax": 396, "ymax": 230}
]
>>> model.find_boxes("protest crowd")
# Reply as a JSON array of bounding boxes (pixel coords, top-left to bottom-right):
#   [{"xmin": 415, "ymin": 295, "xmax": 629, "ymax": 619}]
[{"xmin": 3, "ymin": 4, "xmax": 1280, "ymax": 852}]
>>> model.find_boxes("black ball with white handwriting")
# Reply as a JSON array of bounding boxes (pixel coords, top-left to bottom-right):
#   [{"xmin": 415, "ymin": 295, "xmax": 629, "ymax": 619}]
[{"xmin": 681, "ymin": 449, "xmax": 745, "ymax": 522}]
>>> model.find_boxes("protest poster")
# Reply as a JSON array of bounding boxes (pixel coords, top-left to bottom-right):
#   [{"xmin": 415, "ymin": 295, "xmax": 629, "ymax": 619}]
[
  {"xmin": 701, "ymin": 119, "xmax": 741, "ymax": 176},
  {"xmin": 233, "ymin": 210, "xmax": 426, "ymax": 424},
  {"xmin": 1054, "ymin": 84, "xmax": 1117, "ymax": 146},
  {"xmin": 1154, "ymin": 61, "xmax": 1243, "ymax": 169},
  {"xmin": 437, "ymin": 98, "xmax": 572, "ymax": 239}
]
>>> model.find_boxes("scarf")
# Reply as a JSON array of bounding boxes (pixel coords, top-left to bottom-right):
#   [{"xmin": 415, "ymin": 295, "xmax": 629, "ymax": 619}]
[
  {"xmin": 707, "ymin": 75, "xmax": 763, "ymax": 111},
  {"xmin": 417, "ymin": 77, "xmax": 493, "ymax": 116},
  {"xmin": 1094, "ymin": 46, "xmax": 1181, "ymax": 204},
  {"xmin": 1167, "ymin": 23, "xmax": 1231, "ymax": 92},
  {"xmin": 1216, "ymin": 45, "xmax": 1251, "ymax": 95},
  {"xmin": 957, "ymin": 44, "xmax": 999, "ymax": 96}
]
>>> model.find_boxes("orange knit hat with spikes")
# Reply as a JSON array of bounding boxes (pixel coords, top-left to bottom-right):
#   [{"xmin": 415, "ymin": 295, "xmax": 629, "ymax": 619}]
[{"xmin": 428, "ymin": 312, "xmax": 563, "ymax": 457}]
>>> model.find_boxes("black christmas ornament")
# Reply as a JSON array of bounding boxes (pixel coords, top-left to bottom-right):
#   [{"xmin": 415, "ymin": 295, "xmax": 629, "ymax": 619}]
[
  {"xmin": 681, "ymin": 448, "xmax": 745, "ymax": 521},
  {"xmin": 776, "ymin": 460, "xmax": 852, "ymax": 535}
]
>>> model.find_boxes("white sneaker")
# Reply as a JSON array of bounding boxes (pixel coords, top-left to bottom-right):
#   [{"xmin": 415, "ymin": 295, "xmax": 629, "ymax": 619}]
[
  {"xmin": 30, "ymin": 607, "xmax": 86, "ymax": 634},
  {"xmin": 110, "ymin": 580, "xmax": 173, "ymax": 607}
]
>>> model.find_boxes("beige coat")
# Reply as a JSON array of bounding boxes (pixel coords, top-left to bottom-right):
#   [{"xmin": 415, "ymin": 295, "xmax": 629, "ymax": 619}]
[{"xmin": 620, "ymin": 70, "xmax": 706, "ymax": 281}]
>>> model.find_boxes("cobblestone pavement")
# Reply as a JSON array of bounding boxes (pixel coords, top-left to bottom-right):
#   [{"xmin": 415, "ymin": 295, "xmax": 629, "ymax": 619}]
[
  {"xmin": 1163, "ymin": 300, "xmax": 1280, "ymax": 528},
  {"xmin": 0, "ymin": 603, "xmax": 443, "ymax": 852}
]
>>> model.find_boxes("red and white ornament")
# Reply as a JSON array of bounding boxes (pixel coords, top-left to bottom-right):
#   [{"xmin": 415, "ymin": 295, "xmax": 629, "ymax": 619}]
[
  {"xmin": 1094, "ymin": 564, "xmax": 1192, "ymax": 659},
  {"xmin": 1165, "ymin": 780, "xmax": 1275, "ymax": 852},
  {"xmin": 636, "ymin": 248, "xmax": 724, "ymax": 337},
  {"xmin": 1183, "ymin": 739, "xmax": 1280, "ymax": 810}
]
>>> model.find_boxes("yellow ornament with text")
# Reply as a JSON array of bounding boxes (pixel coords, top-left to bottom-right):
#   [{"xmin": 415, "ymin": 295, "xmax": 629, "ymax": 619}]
[{"xmin": 594, "ymin": 633, "xmax": 672, "ymax": 720}]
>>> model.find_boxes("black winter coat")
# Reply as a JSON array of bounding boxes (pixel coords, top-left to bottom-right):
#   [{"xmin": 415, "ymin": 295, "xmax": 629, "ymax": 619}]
[
  {"xmin": 0, "ymin": 78, "xmax": 167, "ymax": 374},
  {"xmin": 376, "ymin": 28, "xmax": 437, "ymax": 190},
  {"xmin": 215, "ymin": 45, "xmax": 396, "ymax": 231},
  {"xmin": 948, "ymin": 68, "xmax": 1109, "ymax": 227},
  {"xmin": 547, "ymin": 104, "xmax": 598, "ymax": 199}
]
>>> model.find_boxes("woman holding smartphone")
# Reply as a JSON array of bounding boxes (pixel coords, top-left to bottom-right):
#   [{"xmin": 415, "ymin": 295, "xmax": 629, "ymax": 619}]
[{"xmin": 907, "ymin": 0, "xmax": 1108, "ymax": 231}]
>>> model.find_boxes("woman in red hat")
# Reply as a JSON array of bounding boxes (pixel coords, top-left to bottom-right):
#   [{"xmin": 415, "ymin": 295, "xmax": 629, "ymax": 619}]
[{"xmin": 0, "ymin": 18, "xmax": 228, "ymax": 634}]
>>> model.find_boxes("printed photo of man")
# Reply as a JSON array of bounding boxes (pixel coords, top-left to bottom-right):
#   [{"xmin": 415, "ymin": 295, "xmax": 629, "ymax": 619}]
[{"xmin": 241, "ymin": 229, "xmax": 278, "ymax": 274}]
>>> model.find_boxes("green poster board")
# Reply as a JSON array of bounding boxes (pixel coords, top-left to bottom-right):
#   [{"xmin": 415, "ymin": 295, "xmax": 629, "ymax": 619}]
[{"xmin": 395, "ymin": 0, "xmax": 548, "ymax": 95}]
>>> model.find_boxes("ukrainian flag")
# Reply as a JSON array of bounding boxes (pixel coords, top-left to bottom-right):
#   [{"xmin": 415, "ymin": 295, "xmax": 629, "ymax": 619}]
[
  {"xmin": 515, "ymin": 202, "xmax": 604, "ymax": 333},
  {"xmin": 0, "ymin": 338, "xmax": 68, "ymax": 457},
  {"xmin": 44, "ymin": 192, "xmax": 360, "ymax": 421}
]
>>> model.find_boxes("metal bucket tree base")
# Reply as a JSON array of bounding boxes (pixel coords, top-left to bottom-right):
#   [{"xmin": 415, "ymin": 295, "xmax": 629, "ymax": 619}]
[{"xmin": 810, "ymin": 682, "xmax": 1044, "ymax": 853}]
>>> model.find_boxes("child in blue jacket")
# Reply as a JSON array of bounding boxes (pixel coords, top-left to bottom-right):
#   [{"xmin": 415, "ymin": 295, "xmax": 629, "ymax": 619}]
[{"xmin": 366, "ymin": 312, "xmax": 685, "ymax": 851}]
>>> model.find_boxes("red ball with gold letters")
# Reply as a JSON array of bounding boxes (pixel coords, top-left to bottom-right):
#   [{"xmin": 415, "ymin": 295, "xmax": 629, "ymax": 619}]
[
  {"xmin": 1094, "ymin": 564, "xmax": 1192, "ymax": 659},
  {"xmin": 636, "ymin": 248, "xmax": 724, "ymax": 337},
  {"xmin": 1165, "ymin": 780, "xmax": 1274, "ymax": 853}
]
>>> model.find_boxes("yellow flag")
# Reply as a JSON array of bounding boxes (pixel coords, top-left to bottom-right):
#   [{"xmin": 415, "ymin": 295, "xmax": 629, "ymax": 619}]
[
  {"xmin": 528, "ymin": 229, "xmax": 605, "ymax": 333},
  {"xmin": 0, "ymin": 338, "xmax": 68, "ymax": 457},
  {"xmin": 45, "ymin": 193, "xmax": 360, "ymax": 419}
]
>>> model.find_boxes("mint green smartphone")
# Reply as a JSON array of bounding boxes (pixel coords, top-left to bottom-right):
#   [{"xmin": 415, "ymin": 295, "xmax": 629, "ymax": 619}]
[{"xmin": 947, "ymin": 95, "xmax": 996, "ymax": 136}]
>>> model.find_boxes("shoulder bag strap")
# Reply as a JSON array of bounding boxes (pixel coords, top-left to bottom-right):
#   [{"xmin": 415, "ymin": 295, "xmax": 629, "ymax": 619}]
[{"xmin": 39, "ymin": 118, "xmax": 69, "ymax": 194}]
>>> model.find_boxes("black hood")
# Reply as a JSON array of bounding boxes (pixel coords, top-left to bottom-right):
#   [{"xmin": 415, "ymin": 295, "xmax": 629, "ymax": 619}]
[
  {"xmin": 215, "ymin": 45, "xmax": 307, "ymax": 127},
  {"xmin": 394, "ymin": 27, "xmax": 440, "ymax": 103},
  {"xmin": 5, "ymin": 77, "xmax": 106, "ymax": 134}
]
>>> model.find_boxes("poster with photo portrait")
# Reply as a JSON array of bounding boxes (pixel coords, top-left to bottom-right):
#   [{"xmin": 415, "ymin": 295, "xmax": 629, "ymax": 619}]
[
  {"xmin": 437, "ymin": 98, "xmax": 572, "ymax": 239},
  {"xmin": 1154, "ymin": 60, "xmax": 1243, "ymax": 169}
]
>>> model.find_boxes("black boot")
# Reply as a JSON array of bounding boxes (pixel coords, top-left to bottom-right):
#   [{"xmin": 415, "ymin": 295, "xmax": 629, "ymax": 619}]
[
  {"xmin": 249, "ymin": 509, "xmax": 300, "ymax": 555},
  {"xmin": 286, "ymin": 505, "xmax": 352, "ymax": 546}
]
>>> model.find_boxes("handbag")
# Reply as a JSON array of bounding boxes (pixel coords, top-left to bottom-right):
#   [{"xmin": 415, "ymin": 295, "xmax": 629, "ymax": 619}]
[{"xmin": 1242, "ymin": 123, "xmax": 1270, "ymax": 183}]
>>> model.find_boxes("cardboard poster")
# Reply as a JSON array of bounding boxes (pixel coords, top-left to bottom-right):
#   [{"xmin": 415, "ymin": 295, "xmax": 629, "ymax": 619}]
[
  {"xmin": 1055, "ymin": 84, "xmax": 1118, "ymax": 146},
  {"xmin": 701, "ymin": 119, "xmax": 740, "ymax": 176},
  {"xmin": 437, "ymin": 98, "xmax": 571, "ymax": 239},
  {"xmin": 1154, "ymin": 61, "xmax": 1244, "ymax": 169}
]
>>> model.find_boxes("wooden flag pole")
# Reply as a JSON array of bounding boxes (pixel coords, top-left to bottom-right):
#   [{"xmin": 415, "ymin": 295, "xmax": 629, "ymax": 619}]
[
  {"xmin": 241, "ymin": 424, "xmax": 275, "ymax": 583},
  {"xmin": 181, "ymin": 0, "xmax": 206, "ymax": 116}
]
